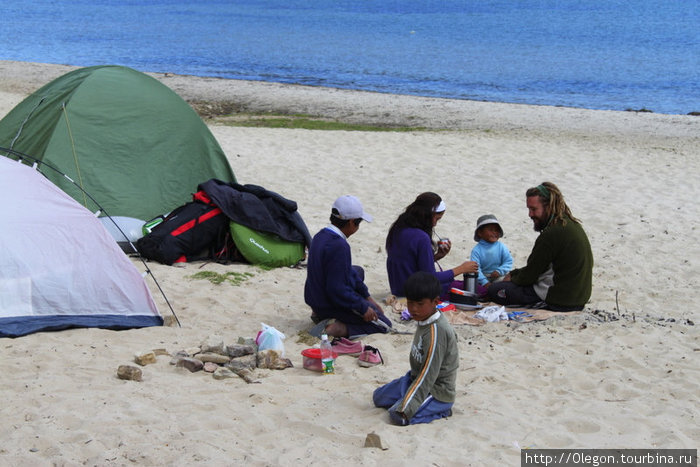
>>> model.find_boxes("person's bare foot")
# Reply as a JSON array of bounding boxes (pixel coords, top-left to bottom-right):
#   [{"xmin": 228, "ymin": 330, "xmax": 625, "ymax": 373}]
[{"xmin": 324, "ymin": 321, "xmax": 348, "ymax": 337}]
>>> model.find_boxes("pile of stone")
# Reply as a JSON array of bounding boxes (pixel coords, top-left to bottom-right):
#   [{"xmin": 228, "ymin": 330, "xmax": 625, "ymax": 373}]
[{"xmin": 117, "ymin": 334, "xmax": 293, "ymax": 384}]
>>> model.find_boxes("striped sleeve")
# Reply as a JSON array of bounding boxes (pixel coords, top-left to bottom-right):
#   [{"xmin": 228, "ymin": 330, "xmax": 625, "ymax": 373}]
[{"xmin": 398, "ymin": 322, "xmax": 441, "ymax": 419}]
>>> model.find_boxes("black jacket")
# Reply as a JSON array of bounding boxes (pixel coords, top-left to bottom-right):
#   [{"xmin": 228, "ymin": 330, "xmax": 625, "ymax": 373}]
[{"xmin": 198, "ymin": 179, "xmax": 312, "ymax": 247}]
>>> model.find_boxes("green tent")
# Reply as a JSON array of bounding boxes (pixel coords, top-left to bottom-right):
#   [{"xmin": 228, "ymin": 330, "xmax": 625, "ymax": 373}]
[{"xmin": 0, "ymin": 65, "xmax": 235, "ymax": 221}]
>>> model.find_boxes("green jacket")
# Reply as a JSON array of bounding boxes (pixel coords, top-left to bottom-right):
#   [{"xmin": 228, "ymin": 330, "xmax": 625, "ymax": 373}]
[
  {"xmin": 511, "ymin": 216, "xmax": 593, "ymax": 307},
  {"xmin": 397, "ymin": 312, "xmax": 458, "ymax": 419}
]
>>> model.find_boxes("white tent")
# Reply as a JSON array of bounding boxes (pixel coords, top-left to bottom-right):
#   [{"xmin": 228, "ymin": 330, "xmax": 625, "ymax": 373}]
[{"xmin": 0, "ymin": 156, "xmax": 162, "ymax": 337}]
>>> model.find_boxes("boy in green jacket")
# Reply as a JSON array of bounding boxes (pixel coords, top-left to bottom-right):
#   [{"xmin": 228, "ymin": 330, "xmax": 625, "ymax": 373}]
[
  {"xmin": 488, "ymin": 181, "xmax": 593, "ymax": 311},
  {"xmin": 373, "ymin": 271, "xmax": 458, "ymax": 425}
]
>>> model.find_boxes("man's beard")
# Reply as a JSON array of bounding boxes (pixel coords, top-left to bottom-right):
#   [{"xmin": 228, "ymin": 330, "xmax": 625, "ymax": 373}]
[{"xmin": 531, "ymin": 215, "xmax": 548, "ymax": 232}]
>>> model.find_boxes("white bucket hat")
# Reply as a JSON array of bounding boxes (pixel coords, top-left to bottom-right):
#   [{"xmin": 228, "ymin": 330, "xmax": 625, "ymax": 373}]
[{"xmin": 474, "ymin": 214, "xmax": 503, "ymax": 241}]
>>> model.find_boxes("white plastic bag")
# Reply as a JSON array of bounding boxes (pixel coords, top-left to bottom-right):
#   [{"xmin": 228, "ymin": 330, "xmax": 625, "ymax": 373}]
[
  {"xmin": 255, "ymin": 322, "xmax": 286, "ymax": 356},
  {"xmin": 474, "ymin": 305, "xmax": 508, "ymax": 322}
]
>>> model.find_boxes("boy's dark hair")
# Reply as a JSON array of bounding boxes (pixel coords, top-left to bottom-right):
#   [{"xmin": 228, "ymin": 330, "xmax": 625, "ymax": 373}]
[
  {"xmin": 330, "ymin": 208, "xmax": 362, "ymax": 228},
  {"xmin": 404, "ymin": 271, "xmax": 442, "ymax": 301},
  {"xmin": 330, "ymin": 208, "xmax": 350, "ymax": 228}
]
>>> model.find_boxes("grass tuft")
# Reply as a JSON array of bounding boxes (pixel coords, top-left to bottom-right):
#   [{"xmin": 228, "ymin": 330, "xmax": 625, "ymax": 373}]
[
  {"xmin": 189, "ymin": 270, "xmax": 255, "ymax": 286},
  {"xmin": 226, "ymin": 116, "xmax": 425, "ymax": 131}
]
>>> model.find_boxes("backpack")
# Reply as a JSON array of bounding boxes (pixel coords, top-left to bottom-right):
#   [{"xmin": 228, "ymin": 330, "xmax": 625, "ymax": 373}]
[{"xmin": 136, "ymin": 191, "xmax": 230, "ymax": 265}]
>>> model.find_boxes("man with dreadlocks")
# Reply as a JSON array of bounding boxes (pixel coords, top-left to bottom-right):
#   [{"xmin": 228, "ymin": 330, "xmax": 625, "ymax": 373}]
[{"xmin": 488, "ymin": 182, "xmax": 593, "ymax": 311}]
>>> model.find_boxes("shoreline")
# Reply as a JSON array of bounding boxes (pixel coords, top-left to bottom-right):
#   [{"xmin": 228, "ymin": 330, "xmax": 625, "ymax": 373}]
[{"xmin": 1, "ymin": 60, "xmax": 698, "ymax": 140}]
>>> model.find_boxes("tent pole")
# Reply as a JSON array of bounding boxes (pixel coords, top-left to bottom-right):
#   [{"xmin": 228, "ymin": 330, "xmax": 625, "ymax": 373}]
[{"xmin": 0, "ymin": 147, "xmax": 180, "ymax": 327}]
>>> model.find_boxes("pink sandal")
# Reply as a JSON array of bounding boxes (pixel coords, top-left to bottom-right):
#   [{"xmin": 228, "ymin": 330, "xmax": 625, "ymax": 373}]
[
  {"xmin": 331, "ymin": 337, "xmax": 363, "ymax": 356},
  {"xmin": 358, "ymin": 345, "xmax": 383, "ymax": 367}
]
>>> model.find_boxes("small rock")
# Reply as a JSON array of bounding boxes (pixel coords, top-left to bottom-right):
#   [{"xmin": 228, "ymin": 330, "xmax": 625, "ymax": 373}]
[
  {"xmin": 222, "ymin": 360, "xmax": 259, "ymax": 383},
  {"xmin": 200, "ymin": 335, "xmax": 225, "ymax": 354},
  {"xmin": 213, "ymin": 367, "xmax": 238, "ymax": 380},
  {"xmin": 169, "ymin": 350, "xmax": 189, "ymax": 365},
  {"xmin": 224, "ymin": 355, "xmax": 258, "ymax": 371},
  {"xmin": 364, "ymin": 432, "xmax": 387, "ymax": 450},
  {"xmin": 226, "ymin": 344, "xmax": 256, "ymax": 358},
  {"xmin": 117, "ymin": 365, "xmax": 142, "ymax": 382},
  {"xmin": 203, "ymin": 362, "xmax": 219, "ymax": 373},
  {"xmin": 152, "ymin": 348, "xmax": 170, "ymax": 356},
  {"xmin": 197, "ymin": 352, "xmax": 231, "ymax": 364},
  {"xmin": 237, "ymin": 337, "xmax": 257, "ymax": 347},
  {"xmin": 230, "ymin": 366, "xmax": 260, "ymax": 384},
  {"xmin": 163, "ymin": 315, "xmax": 178, "ymax": 327},
  {"xmin": 176, "ymin": 357, "xmax": 204, "ymax": 373},
  {"xmin": 185, "ymin": 346, "xmax": 202, "ymax": 357},
  {"xmin": 256, "ymin": 350, "xmax": 293, "ymax": 370},
  {"xmin": 134, "ymin": 351, "xmax": 157, "ymax": 366},
  {"xmin": 227, "ymin": 354, "xmax": 257, "ymax": 370}
]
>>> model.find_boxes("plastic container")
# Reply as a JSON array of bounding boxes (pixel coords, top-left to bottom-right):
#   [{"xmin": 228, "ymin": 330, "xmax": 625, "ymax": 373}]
[
  {"xmin": 99, "ymin": 216, "xmax": 146, "ymax": 253},
  {"xmin": 301, "ymin": 348, "xmax": 338, "ymax": 372}
]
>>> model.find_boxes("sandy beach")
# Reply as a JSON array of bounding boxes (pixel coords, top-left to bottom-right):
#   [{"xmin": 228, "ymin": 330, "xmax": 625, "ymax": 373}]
[{"xmin": 0, "ymin": 61, "xmax": 698, "ymax": 466}]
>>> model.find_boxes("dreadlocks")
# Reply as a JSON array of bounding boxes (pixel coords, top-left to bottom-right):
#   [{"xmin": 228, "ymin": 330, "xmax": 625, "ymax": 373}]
[{"xmin": 526, "ymin": 181, "xmax": 580, "ymax": 226}]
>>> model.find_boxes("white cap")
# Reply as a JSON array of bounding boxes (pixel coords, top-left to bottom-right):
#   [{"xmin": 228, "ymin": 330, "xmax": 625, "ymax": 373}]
[{"xmin": 332, "ymin": 195, "xmax": 373, "ymax": 222}]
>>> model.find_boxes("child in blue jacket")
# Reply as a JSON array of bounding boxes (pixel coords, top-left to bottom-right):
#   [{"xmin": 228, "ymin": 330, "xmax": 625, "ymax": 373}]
[{"xmin": 470, "ymin": 214, "xmax": 513, "ymax": 297}]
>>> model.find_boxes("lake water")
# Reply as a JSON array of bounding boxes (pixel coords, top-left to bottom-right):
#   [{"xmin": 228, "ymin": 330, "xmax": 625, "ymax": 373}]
[{"xmin": 1, "ymin": 0, "xmax": 698, "ymax": 114}]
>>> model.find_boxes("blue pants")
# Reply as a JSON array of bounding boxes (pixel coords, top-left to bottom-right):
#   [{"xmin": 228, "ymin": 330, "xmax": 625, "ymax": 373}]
[{"xmin": 373, "ymin": 371, "xmax": 453, "ymax": 425}]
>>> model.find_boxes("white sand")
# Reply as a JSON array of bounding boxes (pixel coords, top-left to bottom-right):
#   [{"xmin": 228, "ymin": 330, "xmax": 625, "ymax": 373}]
[{"xmin": 0, "ymin": 61, "xmax": 698, "ymax": 466}]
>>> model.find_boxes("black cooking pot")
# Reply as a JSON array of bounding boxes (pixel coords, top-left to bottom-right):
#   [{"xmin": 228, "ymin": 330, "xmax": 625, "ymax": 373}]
[{"xmin": 449, "ymin": 288, "xmax": 477, "ymax": 307}]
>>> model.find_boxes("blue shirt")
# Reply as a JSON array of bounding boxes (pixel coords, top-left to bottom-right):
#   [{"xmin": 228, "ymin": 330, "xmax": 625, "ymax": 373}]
[{"xmin": 470, "ymin": 239, "xmax": 513, "ymax": 286}]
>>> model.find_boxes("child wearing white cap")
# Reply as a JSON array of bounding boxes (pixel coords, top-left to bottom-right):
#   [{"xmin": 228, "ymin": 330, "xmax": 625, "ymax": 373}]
[
  {"xmin": 470, "ymin": 214, "xmax": 513, "ymax": 297},
  {"xmin": 304, "ymin": 195, "xmax": 391, "ymax": 338}
]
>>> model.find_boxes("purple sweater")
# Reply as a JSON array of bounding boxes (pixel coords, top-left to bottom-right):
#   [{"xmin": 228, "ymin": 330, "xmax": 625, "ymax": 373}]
[{"xmin": 386, "ymin": 227, "xmax": 454, "ymax": 296}]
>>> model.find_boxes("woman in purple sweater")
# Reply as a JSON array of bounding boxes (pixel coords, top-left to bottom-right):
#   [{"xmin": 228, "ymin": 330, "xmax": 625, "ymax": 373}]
[{"xmin": 385, "ymin": 192, "xmax": 477, "ymax": 296}]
